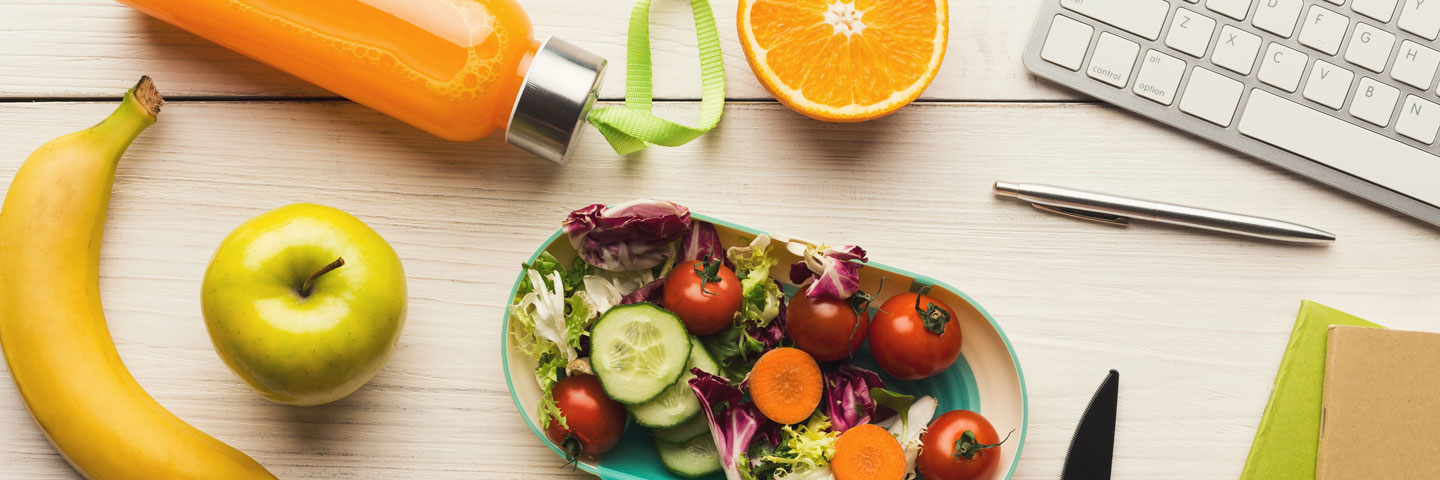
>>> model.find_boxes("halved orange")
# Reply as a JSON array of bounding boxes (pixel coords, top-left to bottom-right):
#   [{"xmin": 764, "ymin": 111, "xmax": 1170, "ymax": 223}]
[{"xmin": 738, "ymin": 0, "xmax": 948, "ymax": 122}]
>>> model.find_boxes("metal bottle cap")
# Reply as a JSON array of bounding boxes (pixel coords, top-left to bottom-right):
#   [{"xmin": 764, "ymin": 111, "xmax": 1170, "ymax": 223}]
[{"xmin": 506, "ymin": 36, "xmax": 607, "ymax": 165}]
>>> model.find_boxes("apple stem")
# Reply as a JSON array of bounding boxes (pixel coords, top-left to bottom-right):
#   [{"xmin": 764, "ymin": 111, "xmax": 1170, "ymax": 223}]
[{"xmin": 300, "ymin": 257, "xmax": 345, "ymax": 298}]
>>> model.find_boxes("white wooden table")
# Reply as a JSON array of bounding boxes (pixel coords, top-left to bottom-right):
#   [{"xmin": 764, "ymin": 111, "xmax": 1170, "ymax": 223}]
[{"xmin": 3, "ymin": 1, "xmax": 1439, "ymax": 478}]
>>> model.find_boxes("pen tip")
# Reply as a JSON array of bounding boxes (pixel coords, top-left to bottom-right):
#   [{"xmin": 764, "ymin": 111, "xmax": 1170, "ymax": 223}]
[{"xmin": 1297, "ymin": 227, "xmax": 1337, "ymax": 243}]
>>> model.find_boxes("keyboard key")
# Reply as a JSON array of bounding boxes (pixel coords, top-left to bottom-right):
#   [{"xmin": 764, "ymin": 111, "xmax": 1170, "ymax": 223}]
[
  {"xmin": 1299, "ymin": 5, "xmax": 1350, "ymax": 55},
  {"xmin": 1398, "ymin": 0, "xmax": 1440, "ymax": 40},
  {"xmin": 1397, "ymin": 95, "xmax": 1440, "ymax": 143},
  {"xmin": 1180, "ymin": 66, "xmax": 1245, "ymax": 126},
  {"xmin": 1391, "ymin": 40, "xmax": 1440, "ymax": 89},
  {"xmin": 1254, "ymin": 0, "xmax": 1304, "ymax": 37},
  {"xmin": 1259, "ymin": 42, "xmax": 1308, "ymax": 92},
  {"xmin": 1213, "ymin": 25, "xmax": 1263, "ymax": 74},
  {"xmin": 1344, "ymin": 23, "xmax": 1396, "ymax": 72},
  {"xmin": 1353, "ymin": 0, "xmax": 1400, "ymax": 22},
  {"xmin": 1208, "ymin": 0, "xmax": 1253, "ymax": 20},
  {"xmin": 1239, "ymin": 90, "xmax": 1440, "ymax": 208},
  {"xmin": 1087, "ymin": 32, "xmax": 1140, "ymax": 87},
  {"xmin": 1350, "ymin": 77, "xmax": 1401, "ymax": 126},
  {"xmin": 1041, "ymin": 15, "xmax": 1094, "ymax": 71},
  {"xmin": 1134, "ymin": 50, "xmax": 1186, "ymax": 105},
  {"xmin": 1061, "ymin": 0, "xmax": 1169, "ymax": 40},
  {"xmin": 1167, "ymin": 8, "xmax": 1218, "ymax": 57},
  {"xmin": 1303, "ymin": 60, "xmax": 1355, "ymax": 109}
]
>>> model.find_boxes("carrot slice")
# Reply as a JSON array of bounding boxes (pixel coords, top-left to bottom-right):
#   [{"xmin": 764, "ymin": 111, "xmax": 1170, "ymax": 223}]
[
  {"xmin": 831, "ymin": 423, "xmax": 906, "ymax": 480},
  {"xmin": 748, "ymin": 347, "xmax": 822, "ymax": 424}
]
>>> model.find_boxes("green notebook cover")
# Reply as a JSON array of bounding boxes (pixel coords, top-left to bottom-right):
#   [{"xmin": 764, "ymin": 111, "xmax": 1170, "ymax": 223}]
[{"xmin": 1240, "ymin": 300, "xmax": 1383, "ymax": 479}]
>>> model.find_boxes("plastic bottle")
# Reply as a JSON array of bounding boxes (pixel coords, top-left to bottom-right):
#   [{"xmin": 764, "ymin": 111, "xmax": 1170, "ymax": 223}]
[{"xmin": 117, "ymin": 0, "xmax": 606, "ymax": 163}]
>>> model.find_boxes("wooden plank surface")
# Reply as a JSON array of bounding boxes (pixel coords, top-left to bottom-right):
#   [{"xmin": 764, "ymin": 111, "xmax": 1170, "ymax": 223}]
[
  {"xmin": 2, "ymin": 100, "xmax": 1438, "ymax": 478},
  {"xmin": 6, "ymin": 0, "xmax": 1440, "ymax": 478},
  {"xmin": 0, "ymin": 0, "xmax": 1075, "ymax": 101}
]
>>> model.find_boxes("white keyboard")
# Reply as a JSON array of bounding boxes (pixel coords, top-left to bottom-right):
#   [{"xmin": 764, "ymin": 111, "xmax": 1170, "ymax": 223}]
[{"xmin": 1024, "ymin": 0, "xmax": 1440, "ymax": 226}]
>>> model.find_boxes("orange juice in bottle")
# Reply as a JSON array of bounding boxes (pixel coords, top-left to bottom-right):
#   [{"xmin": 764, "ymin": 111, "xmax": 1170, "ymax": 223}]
[{"xmin": 117, "ymin": 0, "xmax": 606, "ymax": 163}]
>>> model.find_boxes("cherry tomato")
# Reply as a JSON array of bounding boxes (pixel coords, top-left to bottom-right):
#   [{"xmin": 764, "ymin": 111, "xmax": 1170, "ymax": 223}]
[
  {"xmin": 545, "ymin": 374, "xmax": 627, "ymax": 461},
  {"xmin": 663, "ymin": 259, "xmax": 742, "ymax": 336},
  {"xmin": 917, "ymin": 410, "xmax": 1009, "ymax": 480},
  {"xmin": 787, "ymin": 293, "xmax": 869, "ymax": 362},
  {"xmin": 868, "ymin": 292, "xmax": 961, "ymax": 380}
]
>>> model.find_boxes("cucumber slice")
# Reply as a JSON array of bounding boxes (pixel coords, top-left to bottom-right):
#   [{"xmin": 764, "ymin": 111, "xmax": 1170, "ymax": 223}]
[
  {"xmin": 655, "ymin": 434, "xmax": 722, "ymax": 479},
  {"xmin": 590, "ymin": 303, "xmax": 692, "ymax": 405},
  {"xmin": 650, "ymin": 414, "xmax": 711, "ymax": 443},
  {"xmin": 630, "ymin": 337, "xmax": 719, "ymax": 427}
]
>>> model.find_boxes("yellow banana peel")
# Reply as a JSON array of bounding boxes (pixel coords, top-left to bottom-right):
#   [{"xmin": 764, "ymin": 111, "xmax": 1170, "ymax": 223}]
[{"xmin": 0, "ymin": 77, "xmax": 276, "ymax": 479}]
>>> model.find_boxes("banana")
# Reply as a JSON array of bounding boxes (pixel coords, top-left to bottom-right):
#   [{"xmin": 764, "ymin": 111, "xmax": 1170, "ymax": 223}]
[{"xmin": 0, "ymin": 77, "xmax": 276, "ymax": 479}]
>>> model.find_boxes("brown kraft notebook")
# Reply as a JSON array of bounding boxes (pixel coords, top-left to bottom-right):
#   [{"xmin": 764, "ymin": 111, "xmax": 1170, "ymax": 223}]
[{"xmin": 1317, "ymin": 326, "xmax": 1440, "ymax": 480}]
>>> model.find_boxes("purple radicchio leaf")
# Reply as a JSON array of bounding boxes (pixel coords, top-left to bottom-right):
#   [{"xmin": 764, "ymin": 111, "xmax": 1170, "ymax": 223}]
[
  {"xmin": 787, "ymin": 261, "xmax": 813, "ymax": 286},
  {"xmin": 790, "ymin": 245, "xmax": 869, "ymax": 300},
  {"xmin": 690, "ymin": 370, "xmax": 780, "ymax": 480},
  {"xmin": 822, "ymin": 364, "xmax": 886, "ymax": 433},
  {"xmin": 619, "ymin": 277, "xmax": 666, "ymax": 306},
  {"xmin": 562, "ymin": 200, "xmax": 691, "ymax": 272},
  {"xmin": 677, "ymin": 221, "xmax": 732, "ymax": 268}
]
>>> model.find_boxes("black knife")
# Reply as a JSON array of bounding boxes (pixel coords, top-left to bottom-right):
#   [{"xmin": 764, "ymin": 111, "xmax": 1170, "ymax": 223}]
[{"xmin": 1061, "ymin": 369, "xmax": 1118, "ymax": 480}]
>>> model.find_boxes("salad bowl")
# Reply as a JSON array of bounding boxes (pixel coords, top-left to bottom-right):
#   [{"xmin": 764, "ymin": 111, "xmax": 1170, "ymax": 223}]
[{"xmin": 502, "ymin": 212, "xmax": 1028, "ymax": 479}]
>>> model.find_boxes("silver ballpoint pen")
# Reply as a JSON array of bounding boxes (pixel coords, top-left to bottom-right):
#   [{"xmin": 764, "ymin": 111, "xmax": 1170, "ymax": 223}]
[{"xmin": 993, "ymin": 181, "xmax": 1336, "ymax": 243}]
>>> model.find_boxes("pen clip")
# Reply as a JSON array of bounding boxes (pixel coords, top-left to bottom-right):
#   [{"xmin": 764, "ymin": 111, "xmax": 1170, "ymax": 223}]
[{"xmin": 1032, "ymin": 204, "xmax": 1130, "ymax": 226}]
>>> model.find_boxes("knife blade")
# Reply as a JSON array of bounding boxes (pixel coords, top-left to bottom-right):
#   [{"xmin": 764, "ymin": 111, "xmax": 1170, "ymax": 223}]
[{"xmin": 1061, "ymin": 369, "xmax": 1118, "ymax": 480}]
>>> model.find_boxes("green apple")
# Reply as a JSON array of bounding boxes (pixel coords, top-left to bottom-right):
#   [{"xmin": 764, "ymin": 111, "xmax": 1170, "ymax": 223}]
[{"xmin": 202, "ymin": 203, "xmax": 407, "ymax": 406}]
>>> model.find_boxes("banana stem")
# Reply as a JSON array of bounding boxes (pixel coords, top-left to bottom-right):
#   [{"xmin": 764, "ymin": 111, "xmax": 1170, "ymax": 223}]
[
  {"xmin": 88, "ymin": 77, "xmax": 163, "ymax": 158},
  {"xmin": 129, "ymin": 76, "xmax": 163, "ymax": 118},
  {"xmin": 299, "ymin": 257, "xmax": 345, "ymax": 298}
]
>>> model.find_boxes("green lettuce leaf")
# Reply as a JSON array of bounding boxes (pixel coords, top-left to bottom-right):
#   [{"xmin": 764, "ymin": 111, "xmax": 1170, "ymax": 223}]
[
  {"xmin": 742, "ymin": 278, "xmax": 782, "ymax": 326},
  {"xmin": 703, "ymin": 324, "xmax": 771, "ymax": 379},
  {"xmin": 728, "ymin": 235, "xmax": 782, "ymax": 326},
  {"xmin": 515, "ymin": 252, "xmax": 590, "ymax": 302},
  {"xmin": 760, "ymin": 413, "xmax": 840, "ymax": 479},
  {"xmin": 508, "ymin": 258, "xmax": 599, "ymax": 430},
  {"xmin": 507, "ymin": 305, "xmax": 569, "ymax": 428},
  {"xmin": 565, "ymin": 293, "xmax": 593, "ymax": 352},
  {"xmin": 702, "ymin": 235, "xmax": 788, "ymax": 379}
]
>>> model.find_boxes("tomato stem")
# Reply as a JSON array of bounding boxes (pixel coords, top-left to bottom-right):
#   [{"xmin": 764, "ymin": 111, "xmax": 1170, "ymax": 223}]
[
  {"xmin": 914, "ymin": 286, "xmax": 950, "ymax": 335},
  {"xmin": 848, "ymin": 277, "xmax": 883, "ymax": 315},
  {"xmin": 951, "ymin": 429, "xmax": 1013, "ymax": 461},
  {"xmin": 845, "ymin": 278, "xmax": 884, "ymax": 356},
  {"xmin": 694, "ymin": 258, "xmax": 724, "ymax": 296}
]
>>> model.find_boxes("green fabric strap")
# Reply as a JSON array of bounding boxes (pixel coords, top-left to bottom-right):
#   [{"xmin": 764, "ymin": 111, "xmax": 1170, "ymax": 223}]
[{"xmin": 586, "ymin": 0, "xmax": 726, "ymax": 155}]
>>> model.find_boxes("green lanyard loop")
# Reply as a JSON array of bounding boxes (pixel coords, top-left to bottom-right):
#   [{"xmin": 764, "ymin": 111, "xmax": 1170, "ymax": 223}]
[{"xmin": 586, "ymin": 0, "xmax": 726, "ymax": 155}]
